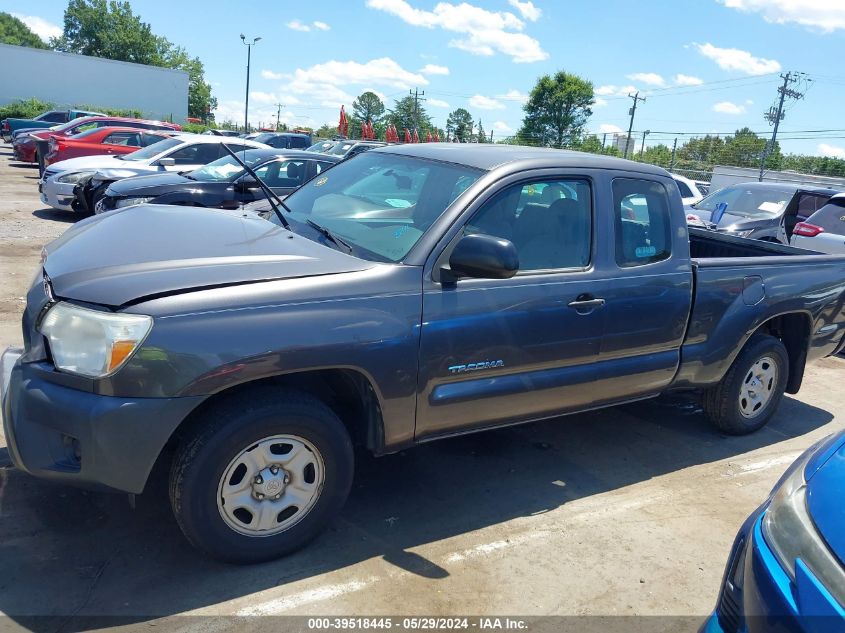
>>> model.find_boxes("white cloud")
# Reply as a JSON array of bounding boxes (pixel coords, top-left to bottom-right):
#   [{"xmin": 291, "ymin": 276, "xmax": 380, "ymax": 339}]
[
  {"xmin": 282, "ymin": 57, "xmax": 428, "ymax": 108},
  {"xmin": 493, "ymin": 120, "xmax": 514, "ymax": 133},
  {"xmin": 250, "ymin": 91, "xmax": 279, "ymax": 104},
  {"xmin": 718, "ymin": 0, "xmax": 845, "ymax": 32},
  {"xmin": 428, "ymin": 98, "xmax": 450, "ymax": 108},
  {"xmin": 287, "ymin": 19, "xmax": 311, "ymax": 31},
  {"xmin": 693, "ymin": 42, "xmax": 781, "ymax": 75},
  {"xmin": 496, "ymin": 89, "xmax": 528, "ymax": 103},
  {"xmin": 713, "ymin": 101, "xmax": 746, "ymax": 114},
  {"xmin": 594, "ymin": 98, "xmax": 608, "ymax": 107},
  {"xmin": 261, "ymin": 69, "xmax": 286, "ymax": 80},
  {"xmin": 674, "ymin": 73, "xmax": 704, "ymax": 86},
  {"xmin": 595, "ymin": 84, "xmax": 639, "ymax": 97},
  {"xmin": 11, "ymin": 13, "xmax": 62, "ymax": 41},
  {"xmin": 469, "ymin": 94, "xmax": 506, "ymax": 110},
  {"xmin": 213, "ymin": 100, "xmax": 309, "ymax": 128},
  {"xmin": 599, "ymin": 124, "xmax": 624, "ymax": 134},
  {"xmin": 818, "ymin": 143, "xmax": 845, "ymax": 159},
  {"xmin": 507, "ymin": 0, "xmax": 541, "ymax": 21},
  {"xmin": 287, "ymin": 19, "xmax": 331, "ymax": 32},
  {"xmin": 420, "ymin": 63, "xmax": 450, "ymax": 75},
  {"xmin": 627, "ymin": 72, "xmax": 665, "ymax": 86},
  {"xmin": 365, "ymin": 0, "xmax": 547, "ymax": 63}
]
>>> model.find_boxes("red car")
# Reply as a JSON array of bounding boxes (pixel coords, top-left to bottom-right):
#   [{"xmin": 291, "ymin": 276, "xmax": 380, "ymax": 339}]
[
  {"xmin": 44, "ymin": 127, "xmax": 174, "ymax": 166},
  {"xmin": 12, "ymin": 116, "xmax": 182, "ymax": 164}
]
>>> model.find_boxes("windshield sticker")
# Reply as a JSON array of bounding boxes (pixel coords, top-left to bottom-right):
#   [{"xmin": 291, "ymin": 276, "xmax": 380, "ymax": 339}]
[
  {"xmin": 635, "ymin": 245, "xmax": 657, "ymax": 258},
  {"xmin": 314, "ymin": 176, "xmax": 328, "ymax": 187},
  {"xmin": 758, "ymin": 201, "xmax": 783, "ymax": 213},
  {"xmin": 385, "ymin": 198, "xmax": 413, "ymax": 208},
  {"xmin": 394, "ymin": 226, "xmax": 410, "ymax": 239}
]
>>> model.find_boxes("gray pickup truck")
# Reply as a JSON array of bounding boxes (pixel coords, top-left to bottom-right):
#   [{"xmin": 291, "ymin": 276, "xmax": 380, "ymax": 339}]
[{"xmin": 3, "ymin": 145, "xmax": 845, "ymax": 563}]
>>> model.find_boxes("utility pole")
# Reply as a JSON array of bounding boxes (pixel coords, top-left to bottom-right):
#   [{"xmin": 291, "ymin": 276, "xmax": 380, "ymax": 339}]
[
  {"xmin": 240, "ymin": 34, "xmax": 262, "ymax": 132},
  {"xmin": 274, "ymin": 103, "xmax": 285, "ymax": 131},
  {"xmin": 410, "ymin": 88, "xmax": 426, "ymax": 133},
  {"xmin": 624, "ymin": 91, "xmax": 646, "ymax": 159},
  {"xmin": 639, "ymin": 129, "xmax": 650, "ymax": 159},
  {"xmin": 669, "ymin": 138, "xmax": 678, "ymax": 171},
  {"xmin": 601, "ymin": 133, "xmax": 607, "ymax": 153},
  {"xmin": 758, "ymin": 71, "xmax": 805, "ymax": 181}
]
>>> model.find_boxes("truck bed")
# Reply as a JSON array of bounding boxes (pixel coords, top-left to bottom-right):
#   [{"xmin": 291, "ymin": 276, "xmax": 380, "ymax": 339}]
[{"xmin": 676, "ymin": 227, "xmax": 845, "ymax": 391}]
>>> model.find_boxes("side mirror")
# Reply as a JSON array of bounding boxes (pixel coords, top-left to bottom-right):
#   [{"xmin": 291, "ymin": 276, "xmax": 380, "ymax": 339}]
[
  {"xmin": 157, "ymin": 157, "xmax": 176, "ymax": 167},
  {"xmin": 236, "ymin": 175, "xmax": 261, "ymax": 191},
  {"xmin": 445, "ymin": 233, "xmax": 519, "ymax": 281}
]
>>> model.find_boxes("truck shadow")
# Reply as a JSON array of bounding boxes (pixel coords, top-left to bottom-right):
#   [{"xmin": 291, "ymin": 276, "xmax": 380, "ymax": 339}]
[{"xmin": 0, "ymin": 394, "xmax": 834, "ymax": 625}]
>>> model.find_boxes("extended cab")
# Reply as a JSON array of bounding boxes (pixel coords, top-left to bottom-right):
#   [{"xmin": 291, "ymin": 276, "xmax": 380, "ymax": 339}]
[
  {"xmin": 3, "ymin": 145, "xmax": 845, "ymax": 563},
  {"xmin": 2, "ymin": 109, "xmax": 104, "ymax": 142}
]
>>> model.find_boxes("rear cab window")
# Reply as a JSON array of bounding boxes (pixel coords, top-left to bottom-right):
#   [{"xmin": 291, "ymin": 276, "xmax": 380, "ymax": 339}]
[{"xmin": 613, "ymin": 178, "xmax": 672, "ymax": 267}]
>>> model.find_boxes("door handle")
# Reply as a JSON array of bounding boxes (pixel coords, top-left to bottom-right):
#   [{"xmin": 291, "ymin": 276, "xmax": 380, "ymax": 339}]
[{"xmin": 567, "ymin": 295, "xmax": 606, "ymax": 313}]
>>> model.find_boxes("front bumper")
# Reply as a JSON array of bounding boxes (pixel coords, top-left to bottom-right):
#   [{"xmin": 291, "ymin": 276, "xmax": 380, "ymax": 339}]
[
  {"xmin": 706, "ymin": 509, "xmax": 845, "ymax": 633},
  {"xmin": 40, "ymin": 178, "xmax": 77, "ymax": 211},
  {"xmin": 2, "ymin": 350, "xmax": 206, "ymax": 494}
]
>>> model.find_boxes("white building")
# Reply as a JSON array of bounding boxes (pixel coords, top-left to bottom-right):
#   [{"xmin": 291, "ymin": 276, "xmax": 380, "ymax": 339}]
[{"xmin": 0, "ymin": 44, "xmax": 188, "ymax": 123}]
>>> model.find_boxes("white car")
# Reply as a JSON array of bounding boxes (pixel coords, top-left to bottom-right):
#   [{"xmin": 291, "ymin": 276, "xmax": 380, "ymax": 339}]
[
  {"xmin": 789, "ymin": 194, "xmax": 845, "ymax": 254},
  {"xmin": 670, "ymin": 173, "xmax": 703, "ymax": 207},
  {"xmin": 39, "ymin": 134, "xmax": 269, "ymax": 212}
]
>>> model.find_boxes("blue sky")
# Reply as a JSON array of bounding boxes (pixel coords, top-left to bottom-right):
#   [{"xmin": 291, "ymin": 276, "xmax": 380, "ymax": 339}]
[{"xmin": 8, "ymin": 0, "xmax": 845, "ymax": 157}]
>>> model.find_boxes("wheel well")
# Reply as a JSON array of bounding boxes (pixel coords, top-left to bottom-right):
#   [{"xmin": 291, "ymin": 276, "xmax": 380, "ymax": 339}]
[
  {"xmin": 755, "ymin": 313, "xmax": 811, "ymax": 394},
  {"xmin": 152, "ymin": 370, "xmax": 385, "ymax": 484}
]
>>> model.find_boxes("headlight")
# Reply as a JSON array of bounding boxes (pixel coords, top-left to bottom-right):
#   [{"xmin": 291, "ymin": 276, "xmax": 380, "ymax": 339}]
[
  {"xmin": 57, "ymin": 170, "xmax": 96, "ymax": 184},
  {"xmin": 762, "ymin": 445, "xmax": 845, "ymax": 601},
  {"xmin": 115, "ymin": 196, "xmax": 155, "ymax": 208},
  {"xmin": 38, "ymin": 302, "xmax": 153, "ymax": 377},
  {"xmin": 724, "ymin": 229, "xmax": 754, "ymax": 238}
]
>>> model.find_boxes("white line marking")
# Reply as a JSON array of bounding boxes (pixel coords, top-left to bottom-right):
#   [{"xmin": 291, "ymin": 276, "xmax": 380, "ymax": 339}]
[
  {"xmin": 735, "ymin": 452, "xmax": 802, "ymax": 475},
  {"xmin": 235, "ymin": 578, "xmax": 377, "ymax": 616}
]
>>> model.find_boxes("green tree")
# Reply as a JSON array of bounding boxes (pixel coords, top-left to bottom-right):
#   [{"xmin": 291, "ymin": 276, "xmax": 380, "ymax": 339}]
[
  {"xmin": 640, "ymin": 143, "xmax": 672, "ymax": 166},
  {"xmin": 720, "ymin": 127, "xmax": 782, "ymax": 169},
  {"xmin": 162, "ymin": 45, "xmax": 216, "ymax": 120},
  {"xmin": 52, "ymin": 0, "xmax": 215, "ymax": 119},
  {"xmin": 0, "ymin": 12, "xmax": 49, "ymax": 48},
  {"xmin": 314, "ymin": 123, "xmax": 338, "ymax": 138},
  {"xmin": 446, "ymin": 108, "xmax": 473, "ymax": 142},
  {"xmin": 352, "ymin": 91, "xmax": 385, "ymax": 125},
  {"xmin": 388, "ymin": 95, "xmax": 432, "ymax": 134},
  {"xmin": 676, "ymin": 135, "xmax": 725, "ymax": 167},
  {"xmin": 519, "ymin": 71, "xmax": 594, "ymax": 148},
  {"xmin": 476, "ymin": 119, "xmax": 487, "ymax": 143},
  {"xmin": 573, "ymin": 134, "xmax": 603, "ymax": 154}
]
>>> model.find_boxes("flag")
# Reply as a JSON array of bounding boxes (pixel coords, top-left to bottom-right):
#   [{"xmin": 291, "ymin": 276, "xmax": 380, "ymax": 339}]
[
  {"xmin": 338, "ymin": 105, "xmax": 349, "ymax": 137},
  {"xmin": 413, "ymin": 129, "xmax": 420, "ymax": 144},
  {"xmin": 425, "ymin": 131, "xmax": 433, "ymax": 143},
  {"xmin": 403, "ymin": 128, "xmax": 412, "ymax": 143}
]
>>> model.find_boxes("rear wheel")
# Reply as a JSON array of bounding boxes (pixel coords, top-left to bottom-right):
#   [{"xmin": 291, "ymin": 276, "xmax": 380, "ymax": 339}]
[
  {"xmin": 702, "ymin": 334, "xmax": 788, "ymax": 435},
  {"xmin": 169, "ymin": 388, "xmax": 354, "ymax": 563}
]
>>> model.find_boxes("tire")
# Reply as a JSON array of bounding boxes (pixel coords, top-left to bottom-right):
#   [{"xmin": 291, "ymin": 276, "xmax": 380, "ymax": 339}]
[
  {"xmin": 702, "ymin": 334, "xmax": 789, "ymax": 435},
  {"xmin": 89, "ymin": 184, "xmax": 109, "ymax": 215},
  {"xmin": 169, "ymin": 387, "xmax": 354, "ymax": 564}
]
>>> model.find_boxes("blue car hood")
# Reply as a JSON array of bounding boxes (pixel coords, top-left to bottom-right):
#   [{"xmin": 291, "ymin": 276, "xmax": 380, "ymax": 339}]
[{"xmin": 805, "ymin": 431, "xmax": 845, "ymax": 567}]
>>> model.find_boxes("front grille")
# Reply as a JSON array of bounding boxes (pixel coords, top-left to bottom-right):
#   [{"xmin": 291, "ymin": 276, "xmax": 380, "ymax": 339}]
[
  {"xmin": 717, "ymin": 537, "xmax": 747, "ymax": 633},
  {"xmin": 717, "ymin": 588, "xmax": 741, "ymax": 633}
]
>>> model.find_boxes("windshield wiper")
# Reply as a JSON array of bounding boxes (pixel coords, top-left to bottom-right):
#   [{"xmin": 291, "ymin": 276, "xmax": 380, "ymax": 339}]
[
  {"xmin": 221, "ymin": 144, "xmax": 290, "ymax": 229},
  {"xmin": 304, "ymin": 218, "xmax": 353, "ymax": 254}
]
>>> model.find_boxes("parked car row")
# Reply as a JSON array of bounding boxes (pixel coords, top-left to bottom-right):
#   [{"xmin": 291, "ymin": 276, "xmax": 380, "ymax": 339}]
[{"xmin": 684, "ymin": 181, "xmax": 845, "ymax": 252}]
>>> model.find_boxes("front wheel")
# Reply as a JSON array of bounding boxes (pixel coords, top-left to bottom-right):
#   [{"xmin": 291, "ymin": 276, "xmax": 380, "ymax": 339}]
[
  {"xmin": 702, "ymin": 334, "xmax": 789, "ymax": 435},
  {"xmin": 169, "ymin": 388, "xmax": 354, "ymax": 563}
]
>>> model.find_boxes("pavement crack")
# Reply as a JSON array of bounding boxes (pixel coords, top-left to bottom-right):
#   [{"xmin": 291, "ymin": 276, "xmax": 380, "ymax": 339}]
[{"xmin": 52, "ymin": 548, "xmax": 119, "ymax": 633}]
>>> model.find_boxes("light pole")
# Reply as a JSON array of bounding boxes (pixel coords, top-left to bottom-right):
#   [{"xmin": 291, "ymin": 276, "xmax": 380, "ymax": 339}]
[{"xmin": 240, "ymin": 34, "xmax": 261, "ymax": 133}]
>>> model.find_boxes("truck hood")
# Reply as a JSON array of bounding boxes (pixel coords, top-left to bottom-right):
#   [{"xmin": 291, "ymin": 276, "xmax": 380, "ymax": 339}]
[{"xmin": 42, "ymin": 204, "xmax": 375, "ymax": 307}]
